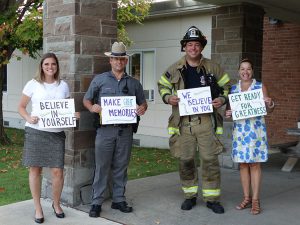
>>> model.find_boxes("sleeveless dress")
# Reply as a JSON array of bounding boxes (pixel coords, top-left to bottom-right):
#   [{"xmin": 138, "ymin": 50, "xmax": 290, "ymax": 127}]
[{"xmin": 230, "ymin": 79, "xmax": 268, "ymax": 163}]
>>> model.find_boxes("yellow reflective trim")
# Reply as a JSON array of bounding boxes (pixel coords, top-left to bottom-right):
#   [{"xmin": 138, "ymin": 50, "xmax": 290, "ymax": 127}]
[
  {"xmin": 160, "ymin": 89, "xmax": 171, "ymax": 96},
  {"xmin": 223, "ymin": 90, "xmax": 229, "ymax": 97},
  {"xmin": 158, "ymin": 79, "xmax": 172, "ymax": 89},
  {"xmin": 217, "ymin": 73, "xmax": 230, "ymax": 87},
  {"xmin": 202, "ymin": 189, "xmax": 221, "ymax": 197},
  {"xmin": 168, "ymin": 127, "xmax": 180, "ymax": 135},
  {"xmin": 216, "ymin": 127, "xmax": 223, "ymax": 135},
  {"xmin": 182, "ymin": 186, "xmax": 198, "ymax": 194},
  {"xmin": 159, "ymin": 75, "xmax": 172, "ymax": 89}
]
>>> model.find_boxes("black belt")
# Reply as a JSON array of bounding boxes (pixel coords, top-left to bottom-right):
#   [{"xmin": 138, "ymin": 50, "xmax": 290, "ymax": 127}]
[{"xmin": 101, "ymin": 124, "xmax": 132, "ymax": 128}]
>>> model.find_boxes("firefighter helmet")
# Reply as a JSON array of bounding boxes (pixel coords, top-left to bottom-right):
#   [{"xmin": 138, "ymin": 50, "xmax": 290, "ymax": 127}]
[{"xmin": 180, "ymin": 26, "xmax": 207, "ymax": 51}]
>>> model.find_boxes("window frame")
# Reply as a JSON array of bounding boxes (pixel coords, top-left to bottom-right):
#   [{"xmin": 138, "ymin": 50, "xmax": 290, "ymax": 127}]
[
  {"xmin": 127, "ymin": 49, "xmax": 156, "ymax": 102},
  {"xmin": 2, "ymin": 65, "xmax": 7, "ymax": 92}
]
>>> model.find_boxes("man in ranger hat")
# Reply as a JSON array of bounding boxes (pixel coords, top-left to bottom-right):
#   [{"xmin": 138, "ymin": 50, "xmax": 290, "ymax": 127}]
[
  {"xmin": 83, "ymin": 42, "xmax": 148, "ymax": 217},
  {"xmin": 158, "ymin": 26, "xmax": 231, "ymax": 213}
]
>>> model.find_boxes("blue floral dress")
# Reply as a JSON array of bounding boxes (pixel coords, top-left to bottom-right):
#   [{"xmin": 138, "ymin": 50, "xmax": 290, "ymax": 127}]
[{"xmin": 230, "ymin": 79, "xmax": 268, "ymax": 163}]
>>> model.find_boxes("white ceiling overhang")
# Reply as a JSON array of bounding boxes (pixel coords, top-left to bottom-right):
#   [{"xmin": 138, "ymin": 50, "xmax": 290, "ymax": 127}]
[
  {"xmin": 150, "ymin": 0, "xmax": 300, "ymax": 23},
  {"xmin": 195, "ymin": 0, "xmax": 300, "ymax": 23}
]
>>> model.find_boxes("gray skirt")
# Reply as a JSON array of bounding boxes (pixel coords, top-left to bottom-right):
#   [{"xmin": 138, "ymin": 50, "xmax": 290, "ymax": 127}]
[{"xmin": 22, "ymin": 127, "xmax": 66, "ymax": 168}]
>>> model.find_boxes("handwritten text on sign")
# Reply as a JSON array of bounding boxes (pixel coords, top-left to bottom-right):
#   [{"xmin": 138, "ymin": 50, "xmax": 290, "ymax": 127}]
[
  {"xmin": 38, "ymin": 99, "xmax": 76, "ymax": 128},
  {"xmin": 178, "ymin": 87, "xmax": 213, "ymax": 116},
  {"xmin": 101, "ymin": 96, "xmax": 137, "ymax": 125},
  {"xmin": 229, "ymin": 88, "xmax": 267, "ymax": 120}
]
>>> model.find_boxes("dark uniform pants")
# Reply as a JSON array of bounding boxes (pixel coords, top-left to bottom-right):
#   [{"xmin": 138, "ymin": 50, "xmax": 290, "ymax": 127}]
[
  {"xmin": 178, "ymin": 114, "xmax": 221, "ymax": 202},
  {"xmin": 91, "ymin": 125, "xmax": 133, "ymax": 205}
]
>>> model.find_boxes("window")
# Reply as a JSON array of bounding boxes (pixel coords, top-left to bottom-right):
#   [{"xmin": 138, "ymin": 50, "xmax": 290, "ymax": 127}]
[
  {"xmin": 127, "ymin": 50, "xmax": 155, "ymax": 101},
  {"xmin": 2, "ymin": 65, "xmax": 7, "ymax": 92}
]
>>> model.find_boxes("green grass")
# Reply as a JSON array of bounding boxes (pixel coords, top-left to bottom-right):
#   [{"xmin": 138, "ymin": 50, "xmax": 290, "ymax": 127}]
[
  {"xmin": 0, "ymin": 128, "xmax": 178, "ymax": 206},
  {"xmin": 0, "ymin": 128, "xmax": 31, "ymax": 206},
  {"xmin": 128, "ymin": 147, "xmax": 178, "ymax": 180}
]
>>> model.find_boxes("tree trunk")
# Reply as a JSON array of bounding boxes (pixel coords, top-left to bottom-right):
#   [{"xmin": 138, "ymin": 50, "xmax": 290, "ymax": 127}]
[{"xmin": 0, "ymin": 65, "xmax": 11, "ymax": 145}]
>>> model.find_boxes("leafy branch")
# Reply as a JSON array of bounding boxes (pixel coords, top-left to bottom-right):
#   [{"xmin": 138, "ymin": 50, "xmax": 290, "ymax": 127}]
[{"xmin": 117, "ymin": 0, "xmax": 152, "ymax": 46}]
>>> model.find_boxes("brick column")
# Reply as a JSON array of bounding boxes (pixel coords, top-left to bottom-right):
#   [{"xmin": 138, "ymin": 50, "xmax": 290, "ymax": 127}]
[
  {"xmin": 211, "ymin": 3, "xmax": 264, "ymax": 80},
  {"xmin": 211, "ymin": 3, "xmax": 264, "ymax": 169},
  {"xmin": 42, "ymin": 0, "xmax": 117, "ymax": 206}
]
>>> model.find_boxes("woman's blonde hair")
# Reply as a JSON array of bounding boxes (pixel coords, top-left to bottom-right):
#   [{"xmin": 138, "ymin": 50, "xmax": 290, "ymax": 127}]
[{"xmin": 34, "ymin": 53, "xmax": 60, "ymax": 83}]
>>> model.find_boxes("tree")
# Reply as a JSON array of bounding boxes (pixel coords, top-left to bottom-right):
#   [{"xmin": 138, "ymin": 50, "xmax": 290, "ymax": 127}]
[
  {"xmin": 0, "ymin": 0, "xmax": 151, "ymax": 145},
  {"xmin": 0, "ymin": 0, "xmax": 43, "ymax": 144},
  {"xmin": 118, "ymin": 0, "xmax": 152, "ymax": 46}
]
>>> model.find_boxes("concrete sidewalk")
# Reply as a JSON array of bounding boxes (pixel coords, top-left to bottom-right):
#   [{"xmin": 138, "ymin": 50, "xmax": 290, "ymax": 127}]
[
  {"xmin": 1, "ymin": 152, "xmax": 300, "ymax": 225},
  {"xmin": 0, "ymin": 199, "xmax": 121, "ymax": 225}
]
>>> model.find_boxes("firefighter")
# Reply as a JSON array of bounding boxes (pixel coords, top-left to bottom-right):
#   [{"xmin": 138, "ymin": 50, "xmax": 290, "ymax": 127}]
[{"xmin": 158, "ymin": 26, "xmax": 231, "ymax": 214}]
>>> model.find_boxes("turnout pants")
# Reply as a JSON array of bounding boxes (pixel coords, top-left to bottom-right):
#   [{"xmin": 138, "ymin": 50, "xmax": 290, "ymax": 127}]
[
  {"xmin": 91, "ymin": 125, "xmax": 133, "ymax": 205},
  {"xmin": 178, "ymin": 114, "xmax": 221, "ymax": 202}
]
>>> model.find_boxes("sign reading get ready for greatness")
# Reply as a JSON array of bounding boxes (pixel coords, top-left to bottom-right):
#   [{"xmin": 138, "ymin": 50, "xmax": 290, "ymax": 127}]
[{"xmin": 229, "ymin": 88, "xmax": 267, "ymax": 120}]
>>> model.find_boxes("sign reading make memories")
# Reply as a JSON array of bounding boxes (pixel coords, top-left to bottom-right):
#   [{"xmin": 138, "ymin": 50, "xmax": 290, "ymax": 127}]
[
  {"xmin": 101, "ymin": 96, "xmax": 137, "ymax": 125},
  {"xmin": 177, "ymin": 87, "xmax": 213, "ymax": 116},
  {"xmin": 38, "ymin": 99, "xmax": 76, "ymax": 128},
  {"xmin": 229, "ymin": 88, "xmax": 267, "ymax": 120}
]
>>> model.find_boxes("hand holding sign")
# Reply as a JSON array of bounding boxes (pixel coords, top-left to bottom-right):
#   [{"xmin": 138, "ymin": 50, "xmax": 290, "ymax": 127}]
[
  {"xmin": 168, "ymin": 96, "xmax": 180, "ymax": 106},
  {"xmin": 29, "ymin": 116, "xmax": 39, "ymax": 124}
]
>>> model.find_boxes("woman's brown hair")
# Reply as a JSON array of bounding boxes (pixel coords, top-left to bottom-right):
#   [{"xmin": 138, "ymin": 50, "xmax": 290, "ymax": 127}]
[
  {"xmin": 34, "ymin": 53, "xmax": 60, "ymax": 83},
  {"xmin": 239, "ymin": 58, "xmax": 254, "ymax": 70}
]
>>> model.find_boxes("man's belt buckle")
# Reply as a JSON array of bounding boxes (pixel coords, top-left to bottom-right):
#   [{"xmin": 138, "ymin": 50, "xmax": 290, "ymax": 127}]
[
  {"xmin": 102, "ymin": 124, "xmax": 131, "ymax": 128},
  {"xmin": 115, "ymin": 124, "xmax": 131, "ymax": 128}
]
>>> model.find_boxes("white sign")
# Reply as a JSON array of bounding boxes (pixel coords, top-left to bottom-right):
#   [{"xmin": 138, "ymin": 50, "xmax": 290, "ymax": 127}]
[
  {"xmin": 229, "ymin": 88, "xmax": 267, "ymax": 120},
  {"xmin": 177, "ymin": 87, "xmax": 213, "ymax": 116},
  {"xmin": 101, "ymin": 96, "xmax": 137, "ymax": 125},
  {"xmin": 38, "ymin": 99, "xmax": 76, "ymax": 128}
]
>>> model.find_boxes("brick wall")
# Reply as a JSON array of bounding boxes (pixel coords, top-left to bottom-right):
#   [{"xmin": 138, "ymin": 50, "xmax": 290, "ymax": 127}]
[
  {"xmin": 212, "ymin": 3, "xmax": 264, "ymax": 81},
  {"xmin": 262, "ymin": 18, "xmax": 300, "ymax": 145}
]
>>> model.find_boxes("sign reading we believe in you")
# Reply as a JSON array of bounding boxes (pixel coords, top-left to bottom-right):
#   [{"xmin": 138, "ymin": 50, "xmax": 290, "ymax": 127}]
[
  {"xmin": 228, "ymin": 88, "xmax": 267, "ymax": 121},
  {"xmin": 101, "ymin": 96, "xmax": 137, "ymax": 125},
  {"xmin": 38, "ymin": 99, "xmax": 76, "ymax": 128},
  {"xmin": 177, "ymin": 87, "xmax": 213, "ymax": 116}
]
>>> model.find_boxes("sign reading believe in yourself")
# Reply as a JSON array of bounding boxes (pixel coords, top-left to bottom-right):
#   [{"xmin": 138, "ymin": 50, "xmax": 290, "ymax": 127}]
[
  {"xmin": 229, "ymin": 88, "xmax": 267, "ymax": 120},
  {"xmin": 38, "ymin": 99, "xmax": 76, "ymax": 128},
  {"xmin": 177, "ymin": 87, "xmax": 213, "ymax": 116},
  {"xmin": 101, "ymin": 96, "xmax": 137, "ymax": 125}
]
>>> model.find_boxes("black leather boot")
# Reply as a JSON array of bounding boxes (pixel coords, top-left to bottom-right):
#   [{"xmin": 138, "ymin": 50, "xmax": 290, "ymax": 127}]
[{"xmin": 181, "ymin": 197, "xmax": 197, "ymax": 210}]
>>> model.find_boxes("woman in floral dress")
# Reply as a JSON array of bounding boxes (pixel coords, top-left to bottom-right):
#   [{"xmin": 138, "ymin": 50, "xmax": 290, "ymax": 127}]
[{"xmin": 225, "ymin": 59, "xmax": 274, "ymax": 215}]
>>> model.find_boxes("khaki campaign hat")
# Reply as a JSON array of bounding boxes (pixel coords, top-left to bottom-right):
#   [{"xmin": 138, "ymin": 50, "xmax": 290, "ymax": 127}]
[{"xmin": 104, "ymin": 42, "xmax": 130, "ymax": 57}]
